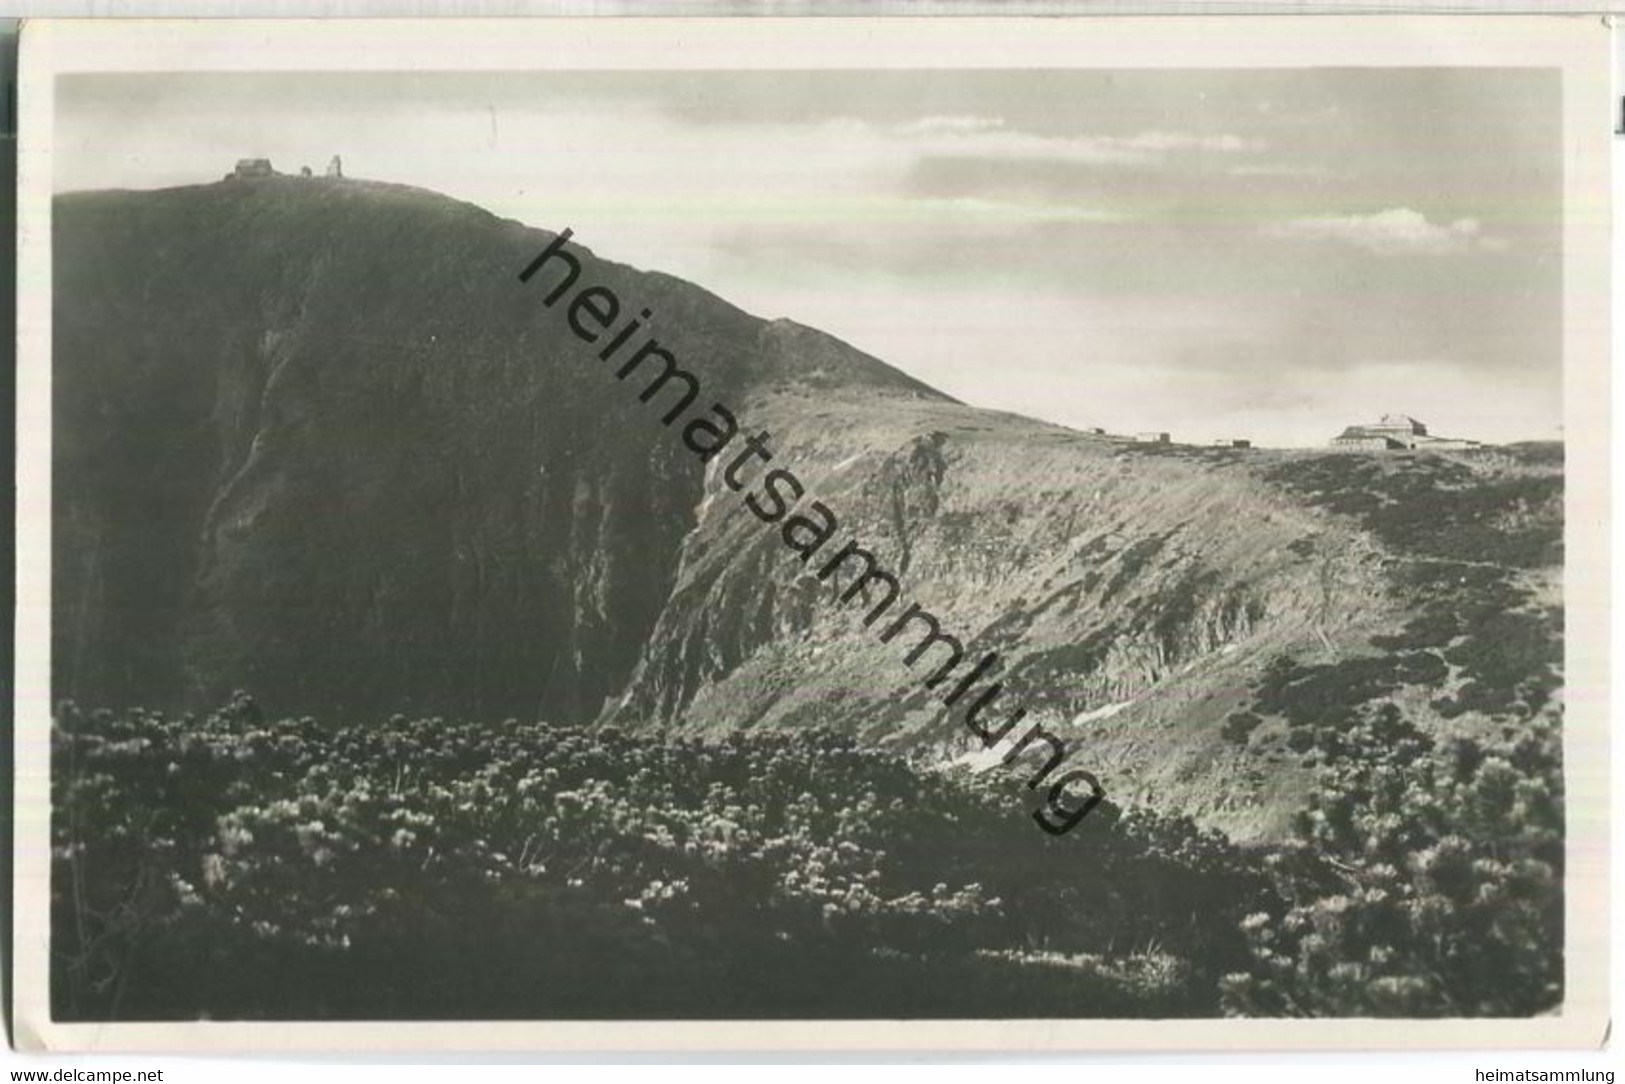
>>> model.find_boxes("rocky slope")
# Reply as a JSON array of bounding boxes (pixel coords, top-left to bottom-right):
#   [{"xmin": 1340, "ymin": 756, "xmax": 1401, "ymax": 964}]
[
  {"xmin": 52, "ymin": 177, "xmax": 1563, "ymax": 840},
  {"xmin": 609, "ymin": 384, "xmax": 1563, "ymax": 838}
]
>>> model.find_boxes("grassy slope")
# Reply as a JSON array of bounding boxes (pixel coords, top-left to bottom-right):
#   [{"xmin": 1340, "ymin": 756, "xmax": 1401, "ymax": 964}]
[{"xmin": 613, "ymin": 391, "xmax": 1562, "ymax": 842}]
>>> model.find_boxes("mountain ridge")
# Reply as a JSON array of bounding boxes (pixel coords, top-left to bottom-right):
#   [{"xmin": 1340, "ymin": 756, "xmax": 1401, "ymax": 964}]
[{"xmin": 52, "ymin": 176, "xmax": 1564, "ymax": 841}]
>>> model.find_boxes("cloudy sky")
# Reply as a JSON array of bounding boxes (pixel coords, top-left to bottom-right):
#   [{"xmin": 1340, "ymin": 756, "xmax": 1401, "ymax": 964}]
[{"xmin": 56, "ymin": 69, "xmax": 1562, "ymax": 446}]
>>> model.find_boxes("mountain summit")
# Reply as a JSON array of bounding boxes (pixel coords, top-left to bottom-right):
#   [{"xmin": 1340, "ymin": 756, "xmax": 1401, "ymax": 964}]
[{"xmin": 53, "ymin": 176, "xmax": 1563, "ymax": 840}]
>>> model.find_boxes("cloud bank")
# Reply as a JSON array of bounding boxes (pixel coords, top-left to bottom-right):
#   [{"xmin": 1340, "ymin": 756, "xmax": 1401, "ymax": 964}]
[
  {"xmin": 54, "ymin": 69, "xmax": 1561, "ymax": 447},
  {"xmin": 1267, "ymin": 208, "xmax": 1507, "ymax": 256}
]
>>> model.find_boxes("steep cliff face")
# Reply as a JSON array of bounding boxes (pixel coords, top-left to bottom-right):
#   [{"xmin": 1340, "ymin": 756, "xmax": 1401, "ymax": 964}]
[
  {"xmin": 602, "ymin": 392, "xmax": 1396, "ymax": 837},
  {"xmin": 52, "ymin": 178, "xmax": 934, "ymax": 723},
  {"xmin": 605, "ymin": 388, "xmax": 1561, "ymax": 838},
  {"xmin": 53, "ymin": 178, "xmax": 1563, "ymax": 841}
]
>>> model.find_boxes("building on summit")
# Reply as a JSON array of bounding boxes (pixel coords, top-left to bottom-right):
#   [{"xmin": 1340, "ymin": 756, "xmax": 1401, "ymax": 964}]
[
  {"xmin": 1330, "ymin": 414, "xmax": 1480, "ymax": 452},
  {"xmin": 228, "ymin": 158, "xmax": 276, "ymax": 179},
  {"xmin": 225, "ymin": 156, "xmax": 345, "ymax": 181}
]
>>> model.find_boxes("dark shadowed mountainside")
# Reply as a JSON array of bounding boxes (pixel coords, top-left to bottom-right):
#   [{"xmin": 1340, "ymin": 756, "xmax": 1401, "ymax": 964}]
[
  {"xmin": 53, "ymin": 176, "xmax": 1562, "ymax": 840},
  {"xmin": 53, "ymin": 177, "xmax": 938, "ymax": 726}
]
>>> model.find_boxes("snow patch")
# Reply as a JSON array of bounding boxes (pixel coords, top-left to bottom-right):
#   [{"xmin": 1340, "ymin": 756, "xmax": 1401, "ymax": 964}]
[
  {"xmin": 1071, "ymin": 698, "xmax": 1134, "ymax": 726},
  {"xmin": 945, "ymin": 697, "xmax": 1136, "ymax": 774},
  {"xmin": 952, "ymin": 732, "xmax": 1025, "ymax": 774}
]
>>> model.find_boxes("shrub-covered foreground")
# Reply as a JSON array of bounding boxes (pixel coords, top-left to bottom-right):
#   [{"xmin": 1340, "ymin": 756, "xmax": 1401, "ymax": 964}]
[
  {"xmin": 1221, "ymin": 707, "xmax": 1564, "ymax": 1016},
  {"xmin": 52, "ymin": 695, "xmax": 1561, "ymax": 1020}
]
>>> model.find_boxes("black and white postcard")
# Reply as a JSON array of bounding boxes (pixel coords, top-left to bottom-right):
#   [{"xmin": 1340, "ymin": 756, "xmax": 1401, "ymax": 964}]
[{"xmin": 10, "ymin": 15, "xmax": 1613, "ymax": 1054}]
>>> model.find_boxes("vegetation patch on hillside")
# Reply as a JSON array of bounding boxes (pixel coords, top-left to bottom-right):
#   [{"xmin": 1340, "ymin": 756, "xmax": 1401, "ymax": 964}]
[
  {"xmin": 1252, "ymin": 650, "xmax": 1448, "ymax": 732},
  {"xmin": 1243, "ymin": 447, "xmax": 1564, "ymax": 759},
  {"xmin": 53, "ymin": 693, "xmax": 1561, "ymax": 1020},
  {"xmin": 1262, "ymin": 448, "xmax": 1562, "ymax": 569},
  {"xmin": 1016, "ymin": 628, "xmax": 1120, "ymax": 711},
  {"xmin": 1222, "ymin": 706, "xmax": 1563, "ymax": 1017},
  {"xmin": 1098, "ymin": 533, "xmax": 1173, "ymax": 605},
  {"xmin": 51, "ymin": 694, "xmax": 1262, "ymax": 1021}
]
